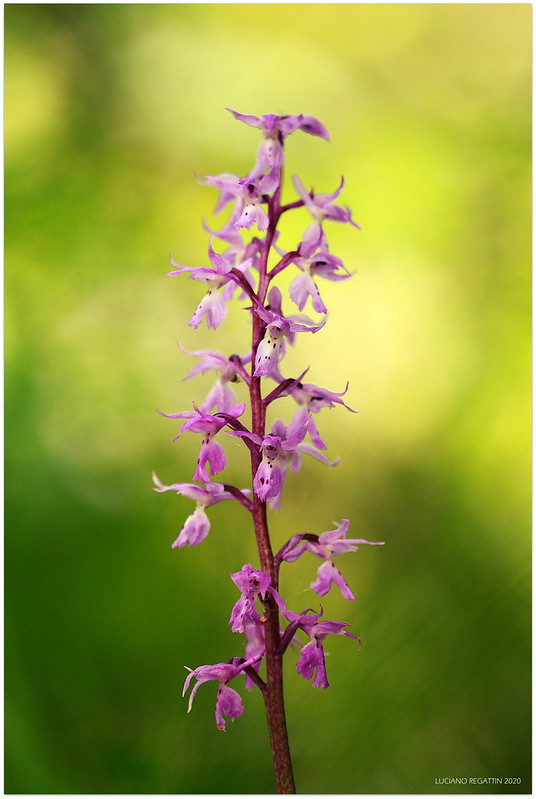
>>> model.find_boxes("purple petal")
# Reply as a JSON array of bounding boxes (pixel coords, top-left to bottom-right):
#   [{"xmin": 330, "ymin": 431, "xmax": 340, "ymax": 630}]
[
  {"xmin": 283, "ymin": 407, "xmax": 310, "ymax": 449},
  {"xmin": 277, "ymin": 533, "xmax": 310, "ymax": 563},
  {"xmin": 178, "ymin": 344, "xmax": 230, "ymax": 379},
  {"xmin": 298, "ymin": 115, "xmax": 330, "ymax": 141},
  {"xmin": 293, "ymin": 381, "xmax": 356, "ymax": 413},
  {"xmin": 298, "ymin": 224, "xmax": 325, "ymax": 258},
  {"xmin": 314, "ymin": 619, "xmax": 353, "ymax": 636},
  {"xmin": 292, "ymin": 175, "xmax": 318, "ymax": 216},
  {"xmin": 152, "ymin": 472, "xmax": 234, "ymax": 506},
  {"xmin": 202, "ymin": 216, "xmax": 245, "ymax": 247},
  {"xmin": 318, "ymin": 519, "xmax": 351, "ymax": 545},
  {"xmin": 317, "ymin": 176, "xmax": 345, "ymax": 205},
  {"xmin": 301, "ymin": 222, "xmax": 326, "ymax": 252},
  {"xmin": 331, "ymin": 537, "xmax": 385, "ymax": 556},
  {"xmin": 266, "ymin": 286, "xmax": 284, "ymax": 315},
  {"xmin": 231, "ymin": 564, "xmax": 272, "ymax": 598},
  {"xmin": 269, "ymin": 114, "xmax": 301, "ymax": 136},
  {"xmin": 323, "ymin": 205, "xmax": 353, "ymax": 224},
  {"xmin": 183, "ymin": 661, "xmax": 240, "ymax": 713},
  {"xmin": 317, "ymin": 519, "xmax": 385, "ymax": 555},
  {"xmin": 194, "ymin": 438, "xmax": 227, "ymax": 481},
  {"xmin": 207, "ymin": 240, "xmax": 234, "ymax": 275},
  {"xmin": 305, "ymin": 416, "xmax": 327, "ymax": 450},
  {"xmin": 172, "ymin": 506, "xmax": 210, "ymax": 548},
  {"xmin": 289, "ymin": 271, "xmax": 328, "ymax": 314},
  {"xmin": 152, "ymin": 472, "xmax": 210, "ymax": 500},
  {"xmin": 311, "ymin": 254, "xmax": 352, "ymax": 282},
  {"xmin": 245, "ymin": 622, "xmax": 265, "ymax": 659},
  {"xmin": 235, "ymin": 203, "xmax": 269, "ymax": 231},
  {"xmin": 298, "ymin": 442, "xmax": 340, "ymax": 467},
  {"xmin": 286, "ymin": 608, "xmax": 323, "ymax": 631},
  {"xmin": 199, "ymin": 171, "xmax": 241, "ymax": 193},
  {"xmin": 215, "ymin": 685, "xmax": 244, "ymax": 731},
  {"xmin": 189, "ymin": 290, "xmax": 229, "ymax": 330},
  {"xmin": 186, "ymin": 267, "xmax": 224, "ymax": 284},
  {"xmin": 225, "ymin": 400, "xmax": 246, "ymax": 418},
  {"xmin": 179, "ymin": 412, "xmax": 222, "ymax": 435},
  {"xmin": 165, "ymin": 262, "xmax": 196, "ymax": 277},
  {"xmin": 182, "ymin": 667, "xmax": 196, "ymax": 699},
  {"xmin": 310, "ymin": 560, "xmax": 355, "ymax": 601},
  {"xmin": 259, "ymin": 168, "xmax": 279, "ymax": 195},
  {"xmin": 287, "ymin": 314, "xmax": 327, "ymax": 334},
  {"xmin": 244, "ymin": 623, "xmax": 265, "ymax": 690},
  {"xmin": 296, "ymin": 640, "xmax": 329, "ymax": 689},
  {"xmin": 226, "ymin": 108, "xmax": 262, "ymax": 128},
  {"xmin": 267, "ymin": 585, "xmax": 287, "ymax": 615},
  {"xmin": 229, "ymin": 595, "xmax": 259, "ymax": 632},
  {"xmin": 228, "ymin": 429, "xmax": 263, "ymax": 447},
  {"xmin": 200, "ymin": 381, "xmax": 237, "ymax": 416}
]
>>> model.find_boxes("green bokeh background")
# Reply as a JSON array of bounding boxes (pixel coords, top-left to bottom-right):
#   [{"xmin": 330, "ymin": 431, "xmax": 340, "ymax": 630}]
[{"xmin": 5, "ymin": 3, "xmax": 531, "ymax": 794}]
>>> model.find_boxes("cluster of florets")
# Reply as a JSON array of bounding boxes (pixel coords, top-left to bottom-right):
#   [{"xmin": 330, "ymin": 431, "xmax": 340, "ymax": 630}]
[{"xmin": 154, "ymin": 109, "xmax": 383, "ymax": 730}]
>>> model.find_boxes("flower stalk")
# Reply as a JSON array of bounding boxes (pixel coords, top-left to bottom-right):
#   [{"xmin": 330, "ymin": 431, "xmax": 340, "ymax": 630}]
[
  {"xmin": 249, "ymin": 161, "xmax": 295, "ymax": 793},
  {"xmin": 154, "ymin": 109, "xmax": 383, "ymax": 794}
]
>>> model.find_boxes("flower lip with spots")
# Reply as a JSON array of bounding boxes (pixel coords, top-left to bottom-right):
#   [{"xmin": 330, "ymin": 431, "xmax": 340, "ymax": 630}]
[{"xmin": 252, "ymin": 287, "xmax": 326, "ymax": 378}]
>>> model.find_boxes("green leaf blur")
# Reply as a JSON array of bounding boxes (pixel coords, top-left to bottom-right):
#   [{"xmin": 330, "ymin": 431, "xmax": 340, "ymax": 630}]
[{"xmin": 5, "ymin": 4, "xmax": 530, "ymax": 794}]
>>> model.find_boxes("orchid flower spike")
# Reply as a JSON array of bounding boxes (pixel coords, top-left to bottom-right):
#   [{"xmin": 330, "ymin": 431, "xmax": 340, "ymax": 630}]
[{"xmin": 154, "ymin": 109, "xmax": 382, "ymax": 764}]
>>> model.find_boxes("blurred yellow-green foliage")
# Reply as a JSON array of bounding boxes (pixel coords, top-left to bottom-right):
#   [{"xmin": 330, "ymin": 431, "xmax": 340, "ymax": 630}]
[{"xmin": 5, "ymin": 3, "xmax": 531, "ymax": 794}]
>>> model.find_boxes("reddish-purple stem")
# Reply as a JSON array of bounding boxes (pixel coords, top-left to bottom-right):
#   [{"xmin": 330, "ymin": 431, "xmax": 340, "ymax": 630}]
[{"xmin": 249, "ymin": 159, "xmax": 296, "ymax": 794}]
